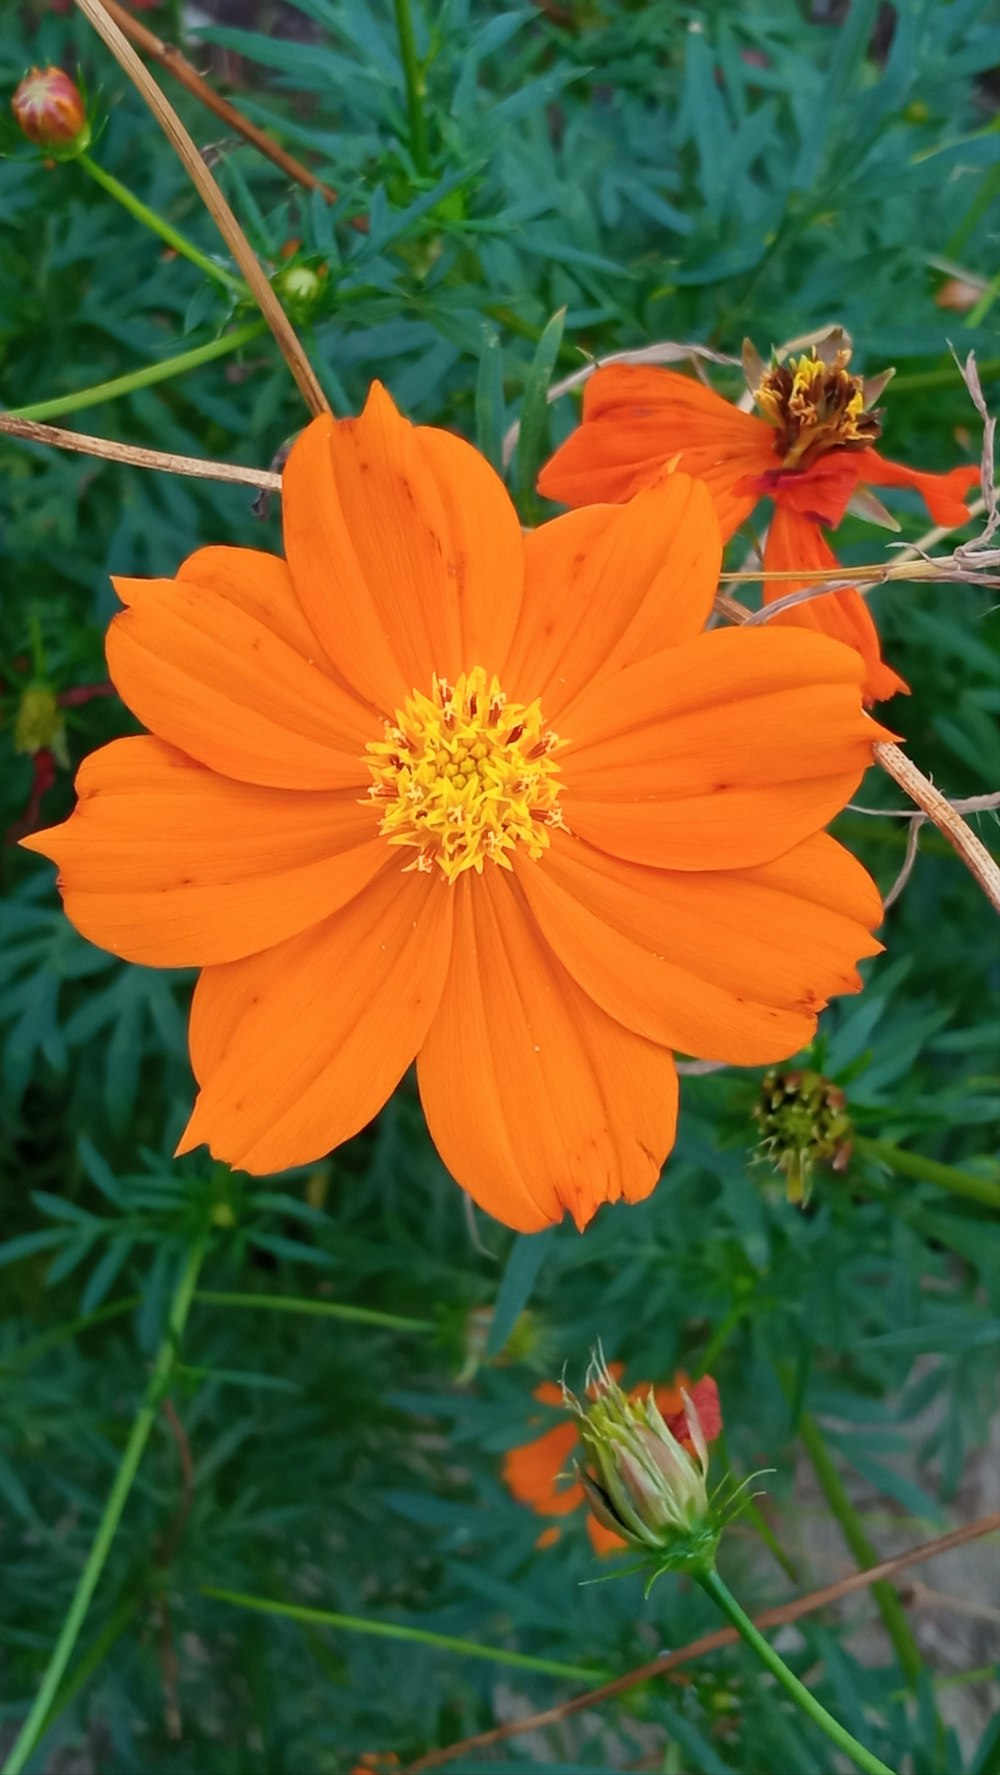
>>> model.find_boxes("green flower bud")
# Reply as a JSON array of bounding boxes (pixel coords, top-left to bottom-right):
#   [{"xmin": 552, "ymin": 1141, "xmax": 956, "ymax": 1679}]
[
  {"xmin": 566, "ymin": 1351, "xmax": 720, "ymax": 1575},
  {"xmin": 14, "ymin": 684, "xmax": 69, "ymax": 767}
]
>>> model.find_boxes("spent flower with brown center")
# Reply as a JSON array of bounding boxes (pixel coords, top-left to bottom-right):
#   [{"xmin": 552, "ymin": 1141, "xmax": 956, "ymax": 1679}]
[{"xmin": 753, "ymin": 1066, "xmax": 853, "ymax": 1205}]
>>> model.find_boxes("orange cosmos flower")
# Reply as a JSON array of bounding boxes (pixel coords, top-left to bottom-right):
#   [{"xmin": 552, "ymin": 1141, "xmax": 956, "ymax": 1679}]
[
  {"xmin": 504, "ymin": 1370, "xmax": 722, "ymax": 1553},
  {"xmin": 538, "ymin": 336, "xmax": 980, "ymax": 704},
  {"xmin": 24, "ymin": 384, "xmax": 887, "ymax": 1232}
]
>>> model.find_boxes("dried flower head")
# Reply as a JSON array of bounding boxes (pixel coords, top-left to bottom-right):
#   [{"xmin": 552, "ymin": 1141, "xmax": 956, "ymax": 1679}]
[
  {"xmin": 12, "ymin": 66, "xmax": 90, "ymax": 155},
  {"xmin": 753, "ymin": 1066, "xmax": 853, "ymax": 1205}
]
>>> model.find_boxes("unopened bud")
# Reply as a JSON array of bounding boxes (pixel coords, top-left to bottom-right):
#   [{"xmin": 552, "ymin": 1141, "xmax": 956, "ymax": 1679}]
[
  {"xmin": 12, "ymin": 66, "xmax": 90, "ymax": 155},
  {"xmin": 753, "ymin": 1067, "xmax": 853, "ymax": 1205},
  {"xmin": 566, "ymin": 1351, "xmax": 718, "ymax": 1573},
  {"xmin": 15, "ymin": 685, "xmax": 69, "ymax": 767}
]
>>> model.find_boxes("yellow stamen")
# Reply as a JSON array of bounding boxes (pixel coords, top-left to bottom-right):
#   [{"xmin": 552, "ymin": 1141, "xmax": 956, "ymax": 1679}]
[
  {"xmin": 754, "ymin": 347, "xmax": 881, "ymax": 468},
  {"xmin": 364, "ymin": 667, "xmax": 565, "ymax": 882}
]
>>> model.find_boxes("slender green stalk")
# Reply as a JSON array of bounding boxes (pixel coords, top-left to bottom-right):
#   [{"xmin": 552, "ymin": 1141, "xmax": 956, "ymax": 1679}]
[
  {"xmin": 78, "ymin": 153, "xmax": 244, "ymax": 293},
  {"xmin": 798, "ymin": 1411, "xmax": 923, "ymax": 1689},
  {"xmin": 202, "ymin": 1586, "xmax": 608, "ymax": 1683},
  {"xmin": 392, "ymin": 0, "xmax": 430, "ymax": 175},
  {"xmin": 965, "ymin": 266, "xmax": 1000, "ymax": 329},
  {"xmin": 855, "ymin": 1136, "xmax": 1000, "ymax": 1211},
  {"xmin": 0, "ymin": 1294, "xmax": 142, "ymax": 1375},
  {"xmin": 890, "ymin": 355, "xmax": 1000, "ymax": 392},
  {"xmin": 2, "ymin": 1237, "xmax": 208, "ymax": 1775},
  {"xmin": 697, "ymin": 1567, "xmax": 896, "ymax": 1775},
  {"xmin": 195, "ymin": 1289, "xmax": 434, "ymax": 1334},
  {"xmin": 5, "ymin": 322, "xmax": 265, "ymax": 424}
]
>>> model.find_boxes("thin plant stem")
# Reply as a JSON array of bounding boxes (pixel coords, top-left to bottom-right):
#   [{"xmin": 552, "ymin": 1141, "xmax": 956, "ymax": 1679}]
[
  {"xmin": 73, "ymin": 0, "xmax": 329, "ymax": 416},
  {"xmin": 195, "ymin": 1289, "xmax": 435, "ymax": 1334},
  {"xmin": 78, "ymin": 152, "xmax": 243, "ymax": 292},
  {"xmin": 1, "ymin": 1236, "xmax": 209, "ymax": 1775},
  {"xmin": 855, "ymin": 1135, "xmax": 1000, "ymax": 1211},
  {"xmin": 393, "ymin": 0, "xmax": 431, "ymax": 175},
  {"xmin": 4, "ymin": 321, "xmax": 266, "ymax": 424},
  {"xmin": 696, "ymin": 1567, "xmax": 896, "ymax": 1775},
  {"xmin": 202, "ymin": 1586, "xmax": 608, "ymax": 1683},
  {"xmin": 797, "ymin": 1410, "xmax": 923, "ymax": 1690},
  {"xmin": 404, "ymin": 1513, "xmax": 999, "ymax": 1771},
  {"xmin": 874, "ymin": 741, "xmax": 1000, "ymax": 915}
]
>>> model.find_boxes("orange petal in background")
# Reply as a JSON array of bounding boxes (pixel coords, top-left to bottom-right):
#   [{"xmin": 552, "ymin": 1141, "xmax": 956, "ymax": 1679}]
[
  {"xmin": 861, "ymin": 452, "xmax": 980, "ymax": 529},
  {"xmin": 178, "ymin": 866, "xmax": 453, "ymax": 1174},
  {"xmin": 109, "ymin": 565, "xmax": 377, "ymax": 790},
  {"xmin": 560, "ymin": 627, "xmax": 891, "ymax": 872},
  {"xmin": 417, "ymin": 869, "xmax": 678, "ymax": 1234},
  {"xmin": 538, "ymin": 364, "xmax": 773, "ymax": 532},
  {"xmin": 516, "ymin": 829, "xmax": 881, "ymax": 1066},
  {"xmin": 21, "ymin": 736, "xmax": 387, "ymax": 968},
  {"xmin": 762, "ymin": 505, "xmax": 908, "ymax": 705},
  {"xmin": 282, "ymin": 386, "xmax": 524, "ymax": 716},
  {"xmin": 506, "ymin": 473, "xmax": 721, "ymax": 721}
]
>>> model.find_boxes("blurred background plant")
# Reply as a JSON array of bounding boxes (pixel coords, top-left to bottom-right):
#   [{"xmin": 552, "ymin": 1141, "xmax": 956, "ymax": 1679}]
[{"xmin": 1, "ymin": 0, "xmax": 998, "ymax": 1770}]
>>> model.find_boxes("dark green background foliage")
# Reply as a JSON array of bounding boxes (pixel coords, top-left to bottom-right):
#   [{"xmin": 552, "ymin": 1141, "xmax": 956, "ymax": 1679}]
[{"xmin": 1, "ymin": 0, "xmax": 998, "ymax": 1769}]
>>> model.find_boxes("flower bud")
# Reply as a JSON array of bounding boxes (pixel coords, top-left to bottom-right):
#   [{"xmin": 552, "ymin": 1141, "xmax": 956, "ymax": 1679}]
[
  {"xmin": 15, "ymin": 685, "xmax": 69, "ymax": 767},
  {"xmin": 566, "ymin": 1351, "xmax": 719, "ymax": 1574},
  {"xmin": 753, "ymin": 1067, "xmax": 853, "ymax": 1205},
  {"xmin": 12, "ymin": 66, "xmax": 91, "ymax": 155}
]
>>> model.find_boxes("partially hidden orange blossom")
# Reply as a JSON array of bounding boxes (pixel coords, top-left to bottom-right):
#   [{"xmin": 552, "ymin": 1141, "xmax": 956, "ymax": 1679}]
[
  {"xmin": 503, "ymin": 1370, "xmax": 722, "ymax": 1553},
  {"xmin": 12, "ymin": 66, "xmax": 90, "ymax": 153},
  {"xmin": 538, "ymin": 334, "xmax": 981, "ymax": 705},
  {"xmin": 25, "ymin": 382, "xmax": 889, "ymax": 1232}
]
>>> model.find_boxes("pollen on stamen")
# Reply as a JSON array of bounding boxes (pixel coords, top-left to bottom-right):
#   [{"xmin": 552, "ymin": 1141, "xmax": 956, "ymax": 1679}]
[{"xmin": 363, "ymin": 666, "xmax": 565, "ymax": 883}]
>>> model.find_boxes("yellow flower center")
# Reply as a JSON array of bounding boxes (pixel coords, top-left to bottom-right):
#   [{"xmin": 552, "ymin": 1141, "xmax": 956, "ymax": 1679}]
[
  {"xmin": 365, "ymin": 667, "xmax": 565, "ymax": 882},
  {"xmin": 754, "ymin": 348, "xmax": 881, "ymax": 469}
]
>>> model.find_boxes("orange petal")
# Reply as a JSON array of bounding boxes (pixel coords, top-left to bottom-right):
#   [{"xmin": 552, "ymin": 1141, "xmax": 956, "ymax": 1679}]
[
  {"xmin": 559, "ymin": 627, "xmax": 891, "ymax": 870},
  {"xmin": 516, "ymin": 830, "xmax": 881, "ymax": 1065},
  {"xmin": 763, "ymin": 506, "xmax": 908, "ymax": 705},
  {"xmin": 21, "ymin": 737, "xmax": 386, "ymax": 967},
  {"xmin": 282, "ymin": 389, "xmax": 524, "ymax": 715},
  {"xmin": 861, "ymin": 452, "xmax": 980, "ymax": 529},
  {"xmin": 109, "ymin": 555, "xmax": 378, "ymax": 790},
  {"xmin": 177, "ymin": 865, "xmax": 453, "ymax": 1173},
  {"xmin": 586, "ymin": 1515, "xmax": 626, "ymax": 1555},
  {"xmin": 506, "ymin": 474, "xmax": 721, "ymax": 720},
  {"xmin": 502, "ymin": 1421, "xmax": 583, "ymax": 1518},
  {"xmin": 538, "ymin": 364, "xmax": 773, "ymax": 535},
  {"xmin": 417, "ymin": 870, "xmax": 678, "ymax": 1233}
]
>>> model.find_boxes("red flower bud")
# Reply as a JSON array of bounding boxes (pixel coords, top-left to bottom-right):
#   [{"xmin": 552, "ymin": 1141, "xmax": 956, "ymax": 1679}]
[{"xmin": 12, "ymin": 66, "xmax": 90, "ymax": 154}]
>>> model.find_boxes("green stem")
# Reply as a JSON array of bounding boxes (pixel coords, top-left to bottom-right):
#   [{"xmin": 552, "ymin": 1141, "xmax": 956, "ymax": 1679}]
[
  {"xmin": 890, "ymin": 356, "xmax": 1000, "ymax": 392},
  {"xmin": 393, "ymin": 0, "xmax": 430, "ymax": 175},
  {"xmin": 202, "ymin": 1586, "xmax": 607, "ymax": 1684},
  {"xmin": 0, "ymin": 1295, "xmax": 142, "ymax": 1376},
  {"xmin": 5, "ymin": 322, "xmax": 266, "ymax": 424},
  {"xmin": 195, "ymin": 1289, "xmax": 434, "ymax": 1334},
  {"xmin": 78, "ymin": 153, "xmax": 243, "ymax": 293},
  {"xmin": 965, "ymin": 266, "xmax": 1000, "ymax": 328},
  {"xmin": 1, "ymin": 1237, "xmax": 209, "ymax": 1775},
  {"xmin": 798, "ymin": 1411, "xmax": 923, "ymax": 1689},
  {"xmin": 697, "ymin": 1568, "xmax": 896, "ymax": 1775},
  {"xmin": 855, "ymin": 1136, "xmax": 1000, "ymax": 1211}
]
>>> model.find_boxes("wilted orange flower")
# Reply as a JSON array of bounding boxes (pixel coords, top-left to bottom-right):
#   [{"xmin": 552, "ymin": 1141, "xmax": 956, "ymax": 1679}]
[
  {"xmin": 504, "ymin": 1369, "xmax": 722, "ymax": 1553},
  {"xmin": 26, "ymin": 385, "xmax": 887, "ymax": 1232},
  {"xmin": 538, "ymin": 336, "xmax": 979, "ymax": 704}
]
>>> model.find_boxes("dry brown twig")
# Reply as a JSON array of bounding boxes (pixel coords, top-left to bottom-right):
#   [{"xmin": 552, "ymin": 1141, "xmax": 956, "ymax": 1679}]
[
  {"xmin": 98, "ymin": 0, "xmax": 353, "ymax": 215},
  {"xmin": 402, "ymin": 1512, "xmax": 1000, "ymax": 1772},
  {"xmin": 0, "ymin": 415, "xmax": 282, "ymax": 493},
  {"xmin": 73, "ymin": 0, "xmax": 330, "ymax": 418}
]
